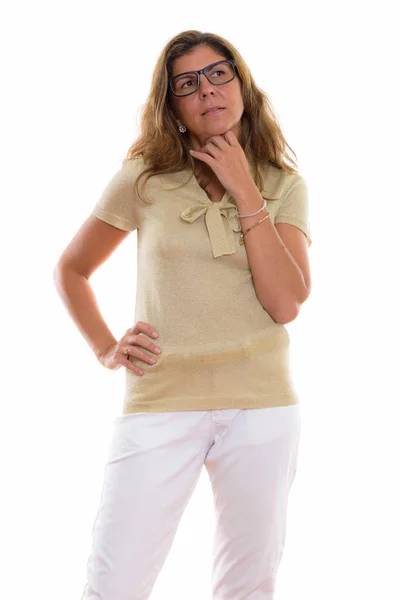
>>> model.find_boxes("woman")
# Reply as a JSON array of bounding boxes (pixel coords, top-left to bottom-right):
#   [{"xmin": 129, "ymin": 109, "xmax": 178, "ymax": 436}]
[{"xmin": 54, "ymin": 30, "xmax": 312, "ymax": 600}]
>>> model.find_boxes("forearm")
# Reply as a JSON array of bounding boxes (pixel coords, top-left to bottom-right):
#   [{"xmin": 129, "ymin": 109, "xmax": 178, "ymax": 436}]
[
  {"xmin": 53, "ymin": 266, "xmax": 117, "ymax": 360},
  {"xmin": 235, "ymin": 183, "xmax": 308, "ymax": 323}
]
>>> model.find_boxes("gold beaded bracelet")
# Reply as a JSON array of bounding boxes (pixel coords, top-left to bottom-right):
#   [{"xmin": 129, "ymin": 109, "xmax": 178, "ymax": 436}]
[{"xmin": 239, "ymin": 212, "xmax": 271, "ymax": 245}]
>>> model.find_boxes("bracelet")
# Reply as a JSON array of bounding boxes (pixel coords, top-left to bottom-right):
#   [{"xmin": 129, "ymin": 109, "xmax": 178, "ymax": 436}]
[
  {"xmin": 239, "ymin": 212, "xmax": 271, "ymax": 245},
  {"xmin": 235, "ymin": 198, "xmax": 267, "ymax": 218}
]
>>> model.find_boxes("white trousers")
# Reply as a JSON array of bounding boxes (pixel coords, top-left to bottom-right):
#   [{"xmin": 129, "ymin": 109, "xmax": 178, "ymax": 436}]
[{"xmin": 80, "ymin": 404, "xmax": 301, "ymax": 600}]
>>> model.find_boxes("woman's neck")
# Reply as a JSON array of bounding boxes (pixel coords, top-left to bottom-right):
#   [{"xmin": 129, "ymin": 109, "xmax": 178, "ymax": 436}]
[{"xmin": 194, "ymin": 163, "xmax": 219, "ymax": 188}]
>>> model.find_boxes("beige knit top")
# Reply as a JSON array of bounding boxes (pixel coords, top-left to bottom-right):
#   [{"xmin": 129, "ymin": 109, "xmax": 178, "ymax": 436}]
[{"xmin": 92, "ymin": 157, "xmax": 312, "ymax": 414}]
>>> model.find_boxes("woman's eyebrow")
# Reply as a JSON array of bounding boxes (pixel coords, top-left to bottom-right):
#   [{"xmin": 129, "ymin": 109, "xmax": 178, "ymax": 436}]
[{"xmin": 172, "ymin": 61, "xmax": 216, "ymax": 79}]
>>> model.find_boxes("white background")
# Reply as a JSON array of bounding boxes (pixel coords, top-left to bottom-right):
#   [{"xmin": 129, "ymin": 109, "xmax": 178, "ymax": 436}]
[{"xmin": 1, "ymin": 1, "xmax": 399, "ymax": 599}]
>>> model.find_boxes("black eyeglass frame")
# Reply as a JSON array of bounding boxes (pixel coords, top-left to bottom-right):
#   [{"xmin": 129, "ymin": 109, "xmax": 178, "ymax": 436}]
[{"xmin": 169, "ymin": 59, "xmax": 237, "ymax": 97}]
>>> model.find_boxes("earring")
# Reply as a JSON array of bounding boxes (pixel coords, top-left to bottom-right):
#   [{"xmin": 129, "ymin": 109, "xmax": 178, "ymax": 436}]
[{"xmin": 178, "ymin": 124, "xmax": 187, "ymax": 133}]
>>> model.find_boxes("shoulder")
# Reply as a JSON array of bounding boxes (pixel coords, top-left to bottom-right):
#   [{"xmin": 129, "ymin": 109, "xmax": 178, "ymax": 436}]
[
  {"xmin": 260, "ymin": 163, "xmax": 306, "ymax": 201},
  {"xmin": 119, "ymin": 156, "xmax": 147, "ymax": 178}
]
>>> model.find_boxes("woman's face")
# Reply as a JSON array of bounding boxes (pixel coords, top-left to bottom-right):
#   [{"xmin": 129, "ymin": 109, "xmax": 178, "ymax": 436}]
[{"xmin": 169, "ymin": 45, "xmax": 244, "ymax": 151}]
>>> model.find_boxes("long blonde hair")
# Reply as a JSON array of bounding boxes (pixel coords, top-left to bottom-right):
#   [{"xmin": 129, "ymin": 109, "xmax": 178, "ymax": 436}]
[{"xmin": 125, "ymin": 30, "xmax": 299, "ymax": 203}]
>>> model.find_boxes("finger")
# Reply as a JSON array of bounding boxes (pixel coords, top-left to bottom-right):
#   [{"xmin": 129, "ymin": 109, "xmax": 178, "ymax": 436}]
[
  {"xmin": 121, "ymin": 358, "xmax": 145, "ymax": 376},
  {"xmin": 124, "ymin": 345, "xmax": 159, "ymax": 365},
  {"xmin": 204, "ymin": 135, "xmax": 229, "ymax": 150},
  {"xmin": 189, "ymin": 149, "xmax": 214, "ymax": 166},
  {"xmin": 201, "ymin": 141, "xmax": 222, "ymax": 159},
  {"xmin": 131, "ymin": 321, "xmax": 159, "ymax": 339},
  {"xmin": 115, "ymin": 346, "xmax": 146, "ymax": 375},
  {"xmin": 126, "ymin": 334, "xmax": 162, "ymax": 356},
  {"xmin": 223, "ymin": 130, "xmax": 238, "ymax": 145}
]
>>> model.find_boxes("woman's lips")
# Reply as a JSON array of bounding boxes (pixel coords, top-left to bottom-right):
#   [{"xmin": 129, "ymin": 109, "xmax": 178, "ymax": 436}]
[{"xmin": 203, "ymin": 107, "xmax": 224, "ymax": 115}]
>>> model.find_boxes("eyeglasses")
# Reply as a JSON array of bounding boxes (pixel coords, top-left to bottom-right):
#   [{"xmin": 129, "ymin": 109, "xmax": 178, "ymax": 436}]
[{"xmin": 169, "ymin": 59, "xmax": 237, "ymax": 97}]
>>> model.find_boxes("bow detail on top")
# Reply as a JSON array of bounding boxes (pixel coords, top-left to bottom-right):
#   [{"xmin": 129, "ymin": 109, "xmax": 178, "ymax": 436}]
[{"xmin": 180, "ymin": 196, "xmax": 241, "ymax": 258}]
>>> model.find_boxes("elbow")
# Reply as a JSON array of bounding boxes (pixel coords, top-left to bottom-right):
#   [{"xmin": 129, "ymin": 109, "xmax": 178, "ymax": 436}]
[
  {"xmin": 53, "ymin": 264, "xmax": 61, "ymax": 286},
  {"xmin": 53, "ymin": 262, "xmax": 67, "ymax": 286},
  {"xmin": 272, "ymin": 290, "xmax": 311, "ymax": 325},
  {"xmin": 273, "ymin": 307, "xmax": 297, "ymax": 325},
  {"xmin": 275, "ymin": 308, "xmax": 299, "ymax": 325},
  {"xmin": 53, "ymin": 262, "xmax": 73, "ymax": 289},
  {"xmin": 261, "ymin": 301, "xmax": 298, "ymax": 325}
]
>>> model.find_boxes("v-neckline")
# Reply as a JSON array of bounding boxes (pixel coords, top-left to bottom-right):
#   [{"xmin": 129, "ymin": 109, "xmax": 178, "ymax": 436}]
[{"xmin": 187, "ymin": 171, "xmax": 230, "ymax": 204}]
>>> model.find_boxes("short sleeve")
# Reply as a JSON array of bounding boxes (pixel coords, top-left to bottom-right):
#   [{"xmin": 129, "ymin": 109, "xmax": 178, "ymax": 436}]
[
  {"xmin": 91, "ymin": 159, "xmax": 140, "ymax": 232},
  {"xmin": 274, "ymin": 175, "xmax": 312, "ymax": 248}
]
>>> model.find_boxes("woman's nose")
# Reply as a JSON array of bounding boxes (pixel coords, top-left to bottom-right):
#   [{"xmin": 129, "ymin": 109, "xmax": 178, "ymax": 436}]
[{"xmin": 198, "ymin": 73, "xmax": 215, "ymax": 95}]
